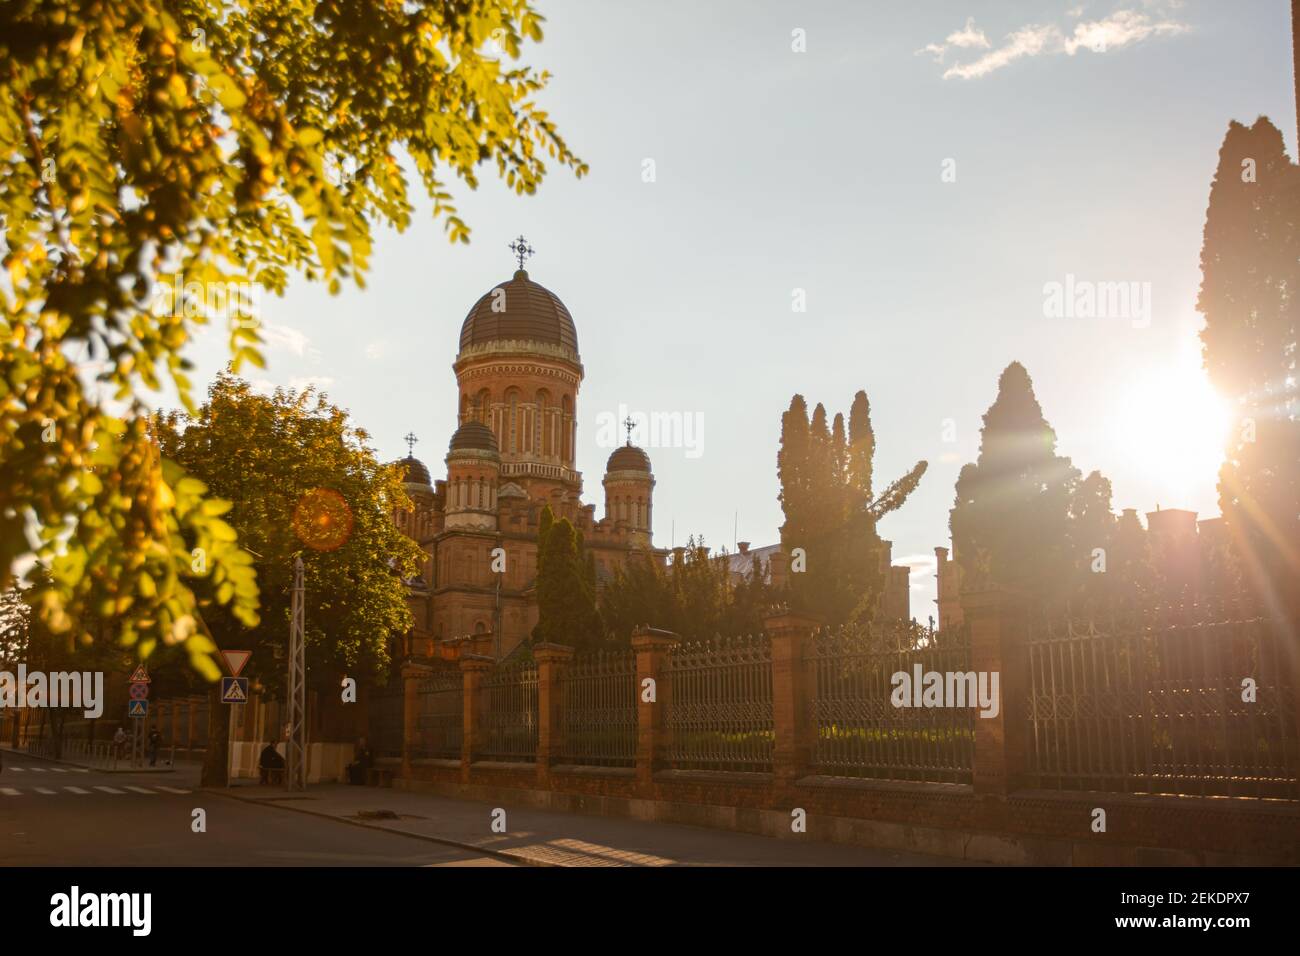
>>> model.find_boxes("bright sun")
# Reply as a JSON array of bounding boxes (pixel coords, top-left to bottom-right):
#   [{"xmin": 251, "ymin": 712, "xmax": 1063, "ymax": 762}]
[{"xmin": 1116, "ymin": 361, "xmax": 1233, "ymax": 502}]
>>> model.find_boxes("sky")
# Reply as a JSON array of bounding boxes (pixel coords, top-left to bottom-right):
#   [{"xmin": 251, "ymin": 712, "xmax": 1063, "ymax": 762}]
[{"xmin": 166, "ymin": 0, "xmax": 1296, "ymax": 622}]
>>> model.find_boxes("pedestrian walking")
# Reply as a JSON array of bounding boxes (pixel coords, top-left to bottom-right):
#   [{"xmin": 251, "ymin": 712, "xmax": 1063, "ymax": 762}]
[
  {"xmin": 112, "ymin": 726, "xmax": 127, "ymax": 762},
  {"xmin": 147, "ymin": 728, "xmax": 162, "ymax": 767}
]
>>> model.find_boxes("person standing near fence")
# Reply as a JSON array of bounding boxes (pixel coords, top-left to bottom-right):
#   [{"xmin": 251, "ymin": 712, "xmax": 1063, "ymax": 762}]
[
  {"xmin": 146, "ymin": 728, "xmax": 162, "ymax": 767},
  {"xmin": 112, "ymin": 726, "xmax": 127, "ymax": 761}
]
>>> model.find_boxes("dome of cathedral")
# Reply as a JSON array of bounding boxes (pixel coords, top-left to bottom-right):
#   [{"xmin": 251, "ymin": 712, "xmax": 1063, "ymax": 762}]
[
  {"xmin": 396, "ymin": 455, "xmax": 431, "ymax": 485},
  {"xmin": 606, "ymin": 444, "xmax": 651, "ymax": 473},
  {"xmin": 459, "ymin": 270, "xmax": 578, "ymax": 354},
  {"xmin": 448, "ymin": 420, "xmax": 500, "ymax": 454}
]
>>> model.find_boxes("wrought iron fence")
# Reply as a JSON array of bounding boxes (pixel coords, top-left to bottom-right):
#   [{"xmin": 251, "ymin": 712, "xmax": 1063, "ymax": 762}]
[
  {"xmin": 557, "ymin": 649, "xmax": 638, "ymax": 767},
  {"xmin": 1026, "ymin": 603, "xmax": 1300, "ymax": 798},
  {"xmin": 478, "ymin": 660, "xmax": 539, "ymax": 762},
  {"xmin": 367, "ymin": 684, "xmax": 405, "ymax": 758},
  {"xmin": 811, "ymin": 623, "xmax": 974, "ymax": 784},
  {"xmin": 414, "ymin": 669, "xmax": 463, "ymax": 760},
  {"xmin": 667, "ymin": 634, "xmax": 774, "ymax": 772}
]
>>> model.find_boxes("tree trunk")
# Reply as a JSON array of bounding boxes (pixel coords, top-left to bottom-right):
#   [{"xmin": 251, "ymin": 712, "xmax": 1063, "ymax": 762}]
[{"xmin": 199, "ymin": 683, "xmax": 228, "ymax": 787}]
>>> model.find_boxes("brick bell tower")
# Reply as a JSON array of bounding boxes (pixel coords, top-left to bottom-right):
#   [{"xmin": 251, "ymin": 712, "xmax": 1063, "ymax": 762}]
[{"xmin": 452, "ymin": 235, "xmax": 584, "ymax": 505}]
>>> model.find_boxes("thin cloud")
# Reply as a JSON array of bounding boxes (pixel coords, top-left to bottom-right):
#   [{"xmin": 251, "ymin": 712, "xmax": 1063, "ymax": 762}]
[
  {"xmin": 261, "ymin": 322, "xmax": 311, "ymax": 357},
  {"xmin": 917, "ymin": 16, "xmax": 990, "ymax": 61},
  {"xmin": 922, "ymin": 7, "xmax": 1189, "ymax": 80},
  {"xmin": 894, "ymin": 553, "xmax": 938, "ymax": 591}
]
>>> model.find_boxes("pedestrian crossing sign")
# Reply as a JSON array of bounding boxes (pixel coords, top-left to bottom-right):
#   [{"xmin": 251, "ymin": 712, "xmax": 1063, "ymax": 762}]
[
  {"xmin": 128, "ymin": 665, "xmax": 150, "ymax": 683},
  {"xmin": 128, "ymin": 700, "xmax": 148, "ymax": 718},
  {"xmin": 221, "ymin": 676, "xmax": 249, "ymax": 704}
]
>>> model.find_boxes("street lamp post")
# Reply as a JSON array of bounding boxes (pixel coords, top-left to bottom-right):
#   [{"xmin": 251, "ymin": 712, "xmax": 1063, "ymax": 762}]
[{"xmin": 286, "ymin": 556, "xmax": 307, "ymax": 790}]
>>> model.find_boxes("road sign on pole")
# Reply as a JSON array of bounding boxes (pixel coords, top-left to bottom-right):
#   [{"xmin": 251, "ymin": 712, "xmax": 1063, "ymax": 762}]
[
  {"xmin": 128, "ymin": 665, "xmax": 150, "ymax": 683},
  {"xmin": 221, "ymin": 650, "xmax": 252, "ymax": 677},
  {"xmin": 127, "ymin": 699, "xmax": 148, "ymax": 718},
  {"xmin": 220, "ymin": 677, "xmax": 249, "ymax": 703},
  {"xmin": 129, "ymin": 682, "xmax": 149, "ymax": 701}
]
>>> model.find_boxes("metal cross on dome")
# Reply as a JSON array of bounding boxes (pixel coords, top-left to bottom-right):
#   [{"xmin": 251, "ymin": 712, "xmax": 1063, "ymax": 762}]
[
  {"xmin": 509, "ymin": 235, "xmax": 534, "ymax": 270},
  {"xmin": 404, "ymin": 432, "xmax": 418, "ymax": 455},
  {"xmin": 623, "ymin": 416, "xmax": 636, "ymax": 446}
]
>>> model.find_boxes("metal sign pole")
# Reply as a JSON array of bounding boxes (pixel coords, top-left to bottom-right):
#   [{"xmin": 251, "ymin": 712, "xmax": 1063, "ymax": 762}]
[{"xmin": 287, "ymin": 556, "xmax": 306, "ymax": 791}]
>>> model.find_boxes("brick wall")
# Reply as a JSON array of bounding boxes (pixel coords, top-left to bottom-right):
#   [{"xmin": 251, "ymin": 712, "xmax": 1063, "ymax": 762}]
[{"xmin": 390, "ymin": 596, "xmax": 1300, "ymax": 865}]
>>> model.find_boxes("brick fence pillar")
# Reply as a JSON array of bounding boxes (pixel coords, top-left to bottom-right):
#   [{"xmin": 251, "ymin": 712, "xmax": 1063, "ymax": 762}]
[
  {"xmin": 632, "ymin": 627, "xmax": 679, "ymax": 794},
  {"xmin": 534, "ymin": 643, "xmax": 575, "ymax": 788},
  {"xmin": 766, "ymin": 608, "xmax": 823, "ymax": 792},
  {"xmin": 400, "ymin": 659, "xmax": 434, "ymax": 779},
  {"xmin": 459, "ymin": 655, "xmax": 494, "ymax": 785},
  {"xmin": 963, "ymin": 588, "xmax": 1030, "ymax": 795}
]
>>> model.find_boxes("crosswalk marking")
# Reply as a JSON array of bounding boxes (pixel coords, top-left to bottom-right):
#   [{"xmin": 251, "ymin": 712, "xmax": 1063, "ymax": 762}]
[
  {"xmin": 49, "ymin": 767, "xmax": 68, "ymax": 773},
  {"xmin": 0, "ymin": 782, "xmax": 187, "ymax": 797},
  {"xmin": 71, "ymin": 768, "xmax": 90, "ymax": 773},
  {"xmin": 28, "ymin": 767, "xmax": 46, "ymax": 773},
  {"xmin": 8, "ymin": 767, "xmax": 24, "ymax": 772}
]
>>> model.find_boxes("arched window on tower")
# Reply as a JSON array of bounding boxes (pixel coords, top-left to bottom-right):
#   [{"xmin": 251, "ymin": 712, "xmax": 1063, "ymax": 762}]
[
  {"xmin": 561, "ymin": 394, "xmax": 573, "ymax": 463},
  {"xmin": 536, "ymin": 389, "xmax": 549, "ymax": 458},
  {"xmin": 506, "ymin": 388, "xmax": 519, "ymax": 454}
]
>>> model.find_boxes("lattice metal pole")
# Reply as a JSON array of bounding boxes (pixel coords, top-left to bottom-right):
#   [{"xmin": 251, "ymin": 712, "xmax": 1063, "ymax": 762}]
[{"xmin": 287, "ymin": 555, "xmax": 307, "ymax": 790}]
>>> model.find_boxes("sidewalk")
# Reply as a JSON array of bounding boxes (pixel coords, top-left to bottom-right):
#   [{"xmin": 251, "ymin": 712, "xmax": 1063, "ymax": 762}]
[
  {"xmin": 0, "ymin": 744, "xmax": 181, "ymax": 775},
  {"xmin": 212, "ymin": 779, "xmax": 982, "ymax": 867}
]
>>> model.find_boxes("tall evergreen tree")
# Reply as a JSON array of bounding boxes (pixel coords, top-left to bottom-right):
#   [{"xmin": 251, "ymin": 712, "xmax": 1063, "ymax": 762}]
[
  {"xmin": 847, "ymin": 390, "xmax": 875, "ymax": 502},
  {"xmin": 532, "ymin": 511, "xmax": 602, "ymax": 651},
  {"xmin": 777, "ymin": 396, "xmax": 812, "ymax": 548},
  {"xmin": 777, "ymin": 389, "xmax": 926, "ymax": 626},
  {"xmin": 950, "ymin": 362, "xmax": 1080, "ymax": 595},
  {"xmin": 1197, "ymin": 116, "xmax": 1300, "ymax": 620},
  {"xmin": 1110, "ymin": 509, "xmax": 1159, "ymax": 602},
  {"xmin": 1069, "ymin": 470, "xmax": 1118, "ymax": 602}
]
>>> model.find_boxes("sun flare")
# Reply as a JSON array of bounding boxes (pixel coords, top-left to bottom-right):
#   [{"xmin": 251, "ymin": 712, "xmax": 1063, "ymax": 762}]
[{"xmin": 1115, "ymin": 361, "xmax": 1233, "ymax": 502}]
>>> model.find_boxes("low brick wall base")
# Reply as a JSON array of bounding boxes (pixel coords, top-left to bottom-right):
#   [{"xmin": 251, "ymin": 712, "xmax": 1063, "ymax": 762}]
[{"xmin": 396, "ymin": 760, "xmax": 1300, "ymax": 866}]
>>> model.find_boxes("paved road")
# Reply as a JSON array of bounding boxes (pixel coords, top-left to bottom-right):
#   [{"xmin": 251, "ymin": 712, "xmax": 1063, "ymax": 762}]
[
  {"xmin": 2, "ymin": 750, "xmax": 979, "ymax": 866},
  {"xmin": 0, "ymin": 754, "xmax": 510, "ymax": 866}
]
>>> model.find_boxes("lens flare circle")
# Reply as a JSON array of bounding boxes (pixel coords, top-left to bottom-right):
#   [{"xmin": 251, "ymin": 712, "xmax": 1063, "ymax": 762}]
[{"xmin": 292, "ymin": 488, "xmax": 353, "ymax": 552}]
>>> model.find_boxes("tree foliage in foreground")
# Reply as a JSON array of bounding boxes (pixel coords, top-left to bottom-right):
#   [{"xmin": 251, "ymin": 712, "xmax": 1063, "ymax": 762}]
[{"xmin": 0, "ymin": 0, "xmax": 585, "ymax": 673}]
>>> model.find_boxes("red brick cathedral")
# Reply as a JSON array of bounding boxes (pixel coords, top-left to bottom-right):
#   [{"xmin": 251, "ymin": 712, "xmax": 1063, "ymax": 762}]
[{"xmin": 393, "ymin": 242, "xmax": 666, "ymax": 660}]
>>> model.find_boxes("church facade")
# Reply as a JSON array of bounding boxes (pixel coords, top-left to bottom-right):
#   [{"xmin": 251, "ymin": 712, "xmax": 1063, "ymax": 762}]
[{"xmin": 393, "ymin": 244, "xmax": 666, "ymax": 660}]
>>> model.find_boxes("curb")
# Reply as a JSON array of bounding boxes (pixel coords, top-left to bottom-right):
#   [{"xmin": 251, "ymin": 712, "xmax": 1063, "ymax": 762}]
[{"xmin": 205, "ymin": 787, "xmax": 550, "ymax": 867}]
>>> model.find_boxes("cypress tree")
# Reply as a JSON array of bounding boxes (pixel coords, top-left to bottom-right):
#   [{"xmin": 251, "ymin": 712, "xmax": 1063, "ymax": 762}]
[
  {"xmin": 950, "ymin": 362, "xmax": 1080, "ymax": 595},
  {"xmin": 777, "ymin": 395, "xmax": 811, "ymax": 548},
  {"xmin": 1197, "ymin": 116, "xmax": 1300, "ymax": 619}
]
